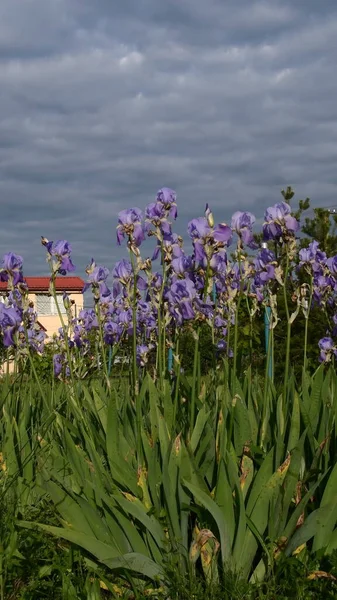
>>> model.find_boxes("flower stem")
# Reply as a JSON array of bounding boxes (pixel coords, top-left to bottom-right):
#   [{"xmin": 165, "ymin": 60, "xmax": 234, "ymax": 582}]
[
  {"xmin": 172, "ymin": 335, "xmax": 180, "ymax": 430},
  {"xmin": 129, "ymin": 251, "xmax": 139, "ymax": 398},
  {"xmin": 260, "ymin": 306, "xmax": 272, "ymax": 448},
  {"xmin": 47, "ymin": 272, "xmax": 77, "ymax": 388},
  {"xmin": 232, "ymin": 295, "xmax": 242, "ymax": 393},
  {"xmin": 303, "ymin": 279, "xmax": 313, "ymax": 373},
  {"xmin": 283, "ymin": 254, "xmax": 291, "ymax": 400},
  {"xmin": 190, "ymin": 330, "xmax": 199, "ymax": 436},
  {"xmin": 94, "ymin": 301, "xmax": 110, "ymax": 388},
  {"xmin": 233, "ymin": 246, "xmax": 243, "ymax": 392}
]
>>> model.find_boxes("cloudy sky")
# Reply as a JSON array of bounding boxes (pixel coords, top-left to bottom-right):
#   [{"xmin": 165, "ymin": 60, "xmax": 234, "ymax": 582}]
[{"xmin": 1, "ymin": 0, "xmax": 337, "ymax": 276}]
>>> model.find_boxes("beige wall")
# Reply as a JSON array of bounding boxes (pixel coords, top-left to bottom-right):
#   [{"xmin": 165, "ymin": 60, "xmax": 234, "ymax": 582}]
[
  {"xmin": 30, "ymin": 292, "xmax": 83, "ymax": 339},
  {"xmin": 0, "ymin": 291, "xmax": 84, "ymax": 374}
]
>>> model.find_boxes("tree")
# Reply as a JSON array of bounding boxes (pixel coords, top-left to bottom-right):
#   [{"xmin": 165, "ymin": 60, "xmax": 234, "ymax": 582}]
[{"xmin": 301, "ymin": 207, "xmax": 337, "ymax": 255}]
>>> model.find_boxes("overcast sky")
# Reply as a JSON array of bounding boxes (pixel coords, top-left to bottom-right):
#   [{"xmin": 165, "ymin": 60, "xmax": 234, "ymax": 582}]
[{"xmin": 1, "ymin": 0, "xmax": 337, "ymax": 275}]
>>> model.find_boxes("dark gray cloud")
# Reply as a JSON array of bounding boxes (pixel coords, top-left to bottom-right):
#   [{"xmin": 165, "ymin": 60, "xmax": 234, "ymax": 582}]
[{"xmin": 1, "ymin": 0, "xmax": 337, "ymax": 275}]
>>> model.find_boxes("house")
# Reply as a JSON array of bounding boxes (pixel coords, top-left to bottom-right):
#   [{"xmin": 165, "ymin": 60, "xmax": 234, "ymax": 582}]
[{"xmin": 0, "ymin": 276, "xmax": 84, "ymax": 339}]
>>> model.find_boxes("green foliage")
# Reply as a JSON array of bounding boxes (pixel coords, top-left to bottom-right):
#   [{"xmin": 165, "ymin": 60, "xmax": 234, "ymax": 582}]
[
  {"xmin": 1, "ymin": 341, "xmax": 337, "ymax": 596},
  {"xmin": 23, "ymin": 343, "xmax": 55, "ymax": 382},
  {"xmin": 301, "ymin": 207, "xmax": 337, "ymax": 255},
  {"xmin": 179, "ymin": 323, "xmax": 214, "ymax": 375},
  {"xmin": 272, "ymin": 293, "xmax": 327, "ymax": 382}
]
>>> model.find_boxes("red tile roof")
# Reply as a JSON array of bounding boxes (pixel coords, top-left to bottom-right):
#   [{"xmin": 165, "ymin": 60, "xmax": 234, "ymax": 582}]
[{"xmin": 0, "ymin": 276, "xmax": 84, "ymax": 292}]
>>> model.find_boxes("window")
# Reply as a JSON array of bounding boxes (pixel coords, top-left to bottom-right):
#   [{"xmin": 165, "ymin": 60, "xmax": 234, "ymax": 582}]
[{"xmin": 36, "ymin": 294, "xmax": 67, "ymax": 315}]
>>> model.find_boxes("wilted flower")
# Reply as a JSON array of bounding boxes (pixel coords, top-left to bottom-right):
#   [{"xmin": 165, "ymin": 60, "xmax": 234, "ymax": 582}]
[{"xmin": 136, "ymin": 344, "xmax": 152, "ymax": 367}]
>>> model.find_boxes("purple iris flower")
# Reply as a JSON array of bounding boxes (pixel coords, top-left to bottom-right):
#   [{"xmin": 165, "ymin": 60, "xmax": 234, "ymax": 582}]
[
  {"xmin": 73, "ymin": 324, "xmax": 86, "ymax": 348},
  {"xmin": 167, "ymin": 277, "xmax": 196, "ymax": 324},
  {"xmin": 263, "ymin": 202, "xmax": 299, "ymax": 240},
  {"xmin": 112, "ymin": 259, "xmax": 133, "ymax": 296},
  {"xmin": 231, "ymin": 211, "xmax": 256, "ymax": 247},
  {"xmin": 145, "ymin": 202, "xmax": 172, "ymax": 235},
  {"xmin": 217, "ymin": 339, "xmax": 227, "ymax": 351},
  {"xmin": 0, "ymin": 304, "xmax": 22, "ymax": 347},
  {"xmin": 53, "ymin": 241, "xmax": 75, "ymax": 274},
  {"xmin": 78, "ymin": 309, "xmax": 98, "ymax": 331},
  {"xmin": 299, "ymin": 240, "xmax": 325, "ymax": 263},
  {"xmin": 188, "ymin": 217, "xmax": 211, "ymax": 240},
  {"xmin": 0, "ymin": 253, "xmax": 24, "ymax": 286},
  {"xmin": 188, "ymin": 216, "xmax": 231, "ymax": 246},
  {"xmin": 210, "ymin": 249, "xmax": 228, "ymax": 274},
  {"xmin": 171, "ymin": 255, "xmax": 193, "ymax": 276},
  {"xmin": 112, "ymin": 259, "xmax": 146, "ymax": 293},
  {"xmin": 43, "ymin": 239, "xmax": 76, "ymax": 274},
  {"xmin": 171, "ymin": 278, "xmax": 196, "ymax": 301},
  {"xmin": 332, "ymin": 315, "xmax": 337, "ymax": 337},
  {"xmin": 152, "ymin": 231, "xmax": 183, "ymax": 262},
  {"xmin": 254, "ymin": 248, "xmax": 277, "ymax": 284},
  {"xmin": 53, "ymin": 354, "xmax": 63, "ymax": 377},
  {"xmin": 26, "ymin": 327, "xmax": 46, "ymax": 353},
  {"xmin": 216, "ymin": 339, "xmax": 233, "ymax": 357},
  {"xmin": 156, "ymin": 188, "xmax": 177, "ymax": 219},
  {"xmin": 137, "ymin": 301, "xmax": 157, "ymax": 336},
  {"xmin": 104, "ymin": 321, "xmax": 121, "ymax": 345},
  {"xmin": 150, "ymin": 272, "xmax": 163, "ymax": 290},
  {"xmin": 187, "ymin": 218, "xmax": 212, "ymax": 263},
  {"xmin": 113, "ymin": 259, "xmax": 133, "ymax": 282},
  {"xmin": 326, "ymin": 255, "xmax": 337, "ymax": 276},
  {"xmin": 213, "ymin": 224, "xmax": 233, "ymax": 245},
  {"xmin": 312, "ymin": 273, "xmax": 333, "ymax": 306},
  {"xmin": 117, "ymin": 208, "xmax": 144, "ymax": 247},
  {"xmin": 299, "ymin": 241, "xmax": 326, "ymax": 274},
  {"xmin": 6, "ymin": 289, "xmax": 24, "ymax": 314},
  {"xmin": 195, "ymin": 297, "xmax": 214, "ymax": 319},
  {"xmin": 83, "ymin": 261, "xmax": 111, "ymax": 298},
  {"xmin": 118, "ymin": 309, "xmax": 132, "ymax": 327},
  {"xmin": 318, "ymin": 337, "xmax": 337, "ymax": 363}
]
